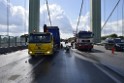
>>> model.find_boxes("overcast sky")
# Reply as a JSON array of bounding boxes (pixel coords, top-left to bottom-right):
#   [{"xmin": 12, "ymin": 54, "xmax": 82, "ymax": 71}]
[{"xmin": 0, "ymin": 0, "xmax": 124, "ymax": 38}]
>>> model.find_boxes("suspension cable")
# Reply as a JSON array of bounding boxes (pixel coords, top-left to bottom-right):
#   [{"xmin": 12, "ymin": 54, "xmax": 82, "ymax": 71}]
[
  {"xmin": 7, "ymin": 0, "xmax": 10, "ymax": 36},
  {"xmin": 7, "ymin": 0, "xmax": 10, "ymax": 47},
  {"xmin": 24, "ymin": 0, "xmax": 27, "ymax": 34},
  {"xmin": 117, "ymin": 1, "xmax": 119, "ymax": 34},
  {"xmin": 101, "ymin": 0, "xmax": 121, "ymax": 31},
  {"xmin": 122, "ymin": 0, "xmax": 124, "ymax": 36},
  {"xmin": 76, "ymin": 0, "xmax": 84, "ymax": 34},
  {"xmin": 45, "ymin": 0, "xmax": 52, "ymax": 26},
  {"xmin": 103, "ymin": 0, "xmax": 106, "ymax": 35},
  {"xmin": 104, "ymin": 0, "xmax": 106, "ymax": 22}
]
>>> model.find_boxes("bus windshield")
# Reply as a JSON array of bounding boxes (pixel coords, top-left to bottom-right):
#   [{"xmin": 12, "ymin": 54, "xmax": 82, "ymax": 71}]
[
  {"xmin": 29, "ymin": 34, "xmax": 51, "ymax": 43},
  {"xmin": 78, "ymin": 32, "xmax": 93, "ymax": 38}
]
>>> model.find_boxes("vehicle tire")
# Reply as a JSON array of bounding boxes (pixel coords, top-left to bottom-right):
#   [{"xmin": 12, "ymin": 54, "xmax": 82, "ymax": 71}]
[
  {"xmin": 30, "ymin": 55, "xmax": 35, "ymax": 58},
  {"xmin": 88, "ymin": 49, "xmax": 92, "ymax": 51}
]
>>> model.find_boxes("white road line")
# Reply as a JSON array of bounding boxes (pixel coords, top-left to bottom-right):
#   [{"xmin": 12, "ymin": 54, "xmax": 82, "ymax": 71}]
[
  {"xmin": 72, "ymin": 48, "xmax": 123, "ymax": 83},
  {"xmin": 18, "ymin": 57, "xmax": 45, "ymax": 82},
  {"xmin": 94, "ymin": 63, "xmax": 122, "ymax": 83},
  {"xmin": 26, "ymin": 58, "xmax": 45, "ymax": 75}
]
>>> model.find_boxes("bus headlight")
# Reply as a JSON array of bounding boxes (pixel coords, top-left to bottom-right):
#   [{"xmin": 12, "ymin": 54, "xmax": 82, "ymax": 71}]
[
  {"xmin": 29, "ymin": 51, "xmax": 33, "ymax": 54},
  {"xmin": 46, "ymin": 51, "xmax": 50, "ymax": 54}
]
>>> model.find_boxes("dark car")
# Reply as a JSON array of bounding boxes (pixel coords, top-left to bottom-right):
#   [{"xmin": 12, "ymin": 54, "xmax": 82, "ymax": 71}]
[
  {"xmin": 104, "ymin": 38, "xmax": 115, "ymax": 50},
  {"xmin": 114, "ymin": 38, "xmax": 124, "ymax": 51},
  {"xmin": 105, "ymin": 38, "xmax": 124, "ymax": 51}
]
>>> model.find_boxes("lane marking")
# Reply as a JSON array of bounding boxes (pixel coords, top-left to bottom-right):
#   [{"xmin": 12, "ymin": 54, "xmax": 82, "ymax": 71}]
[
  {"xmin": 17, "ymin": 57, "xmax": 45, "ymax": 82},
  {"xmin": 26, "ymin": 58, "xmax": 45, "ymax": 75},
  {"xmin": 72, "ymin": 48, "xmax": 124, "ymax": 77},
  {"xmin": 72, "ymin": 49, "xmax": 123, "ymax": 83},
  {"xmin": 94, "ymin": 64, "xmax": 122, "ymax": 83}
]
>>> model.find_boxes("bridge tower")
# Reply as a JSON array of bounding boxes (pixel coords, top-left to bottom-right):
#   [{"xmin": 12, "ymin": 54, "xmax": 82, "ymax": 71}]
[
  {"xmin": 28, "ymin": 0, "xmax": 101, "ymax": 43},
  {"xmin": 90, "ymin": 0, "xmax": 101, "ymax": 43},
  {"xmin": 29, "ymin": 0, "xmax": 40, "ymax": 33}
]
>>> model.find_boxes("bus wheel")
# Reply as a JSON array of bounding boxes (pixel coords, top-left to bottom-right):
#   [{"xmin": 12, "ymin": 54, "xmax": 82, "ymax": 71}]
[
  {"xmin": 88, "ymin": 49, "xmax": 92, "ymax": 51},
  {"xmin": 30, "ymin": 55, "xmax": 35, "ymax": 58}
]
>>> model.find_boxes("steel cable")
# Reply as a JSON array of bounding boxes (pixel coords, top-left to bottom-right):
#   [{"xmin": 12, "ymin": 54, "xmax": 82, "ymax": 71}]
[
  {"xmin": 76, "ymin": 0, "xmax": 84, "ymax": 34},
  {"xmin": 101, "ymin": 0, "xmax": 121, "ymax": 31}
]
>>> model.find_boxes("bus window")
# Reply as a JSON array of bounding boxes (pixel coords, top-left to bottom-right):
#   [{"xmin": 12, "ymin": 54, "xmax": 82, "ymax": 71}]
[{"xmin": 29, "ymin": 34, "xmax": 51, "ymax": 43}]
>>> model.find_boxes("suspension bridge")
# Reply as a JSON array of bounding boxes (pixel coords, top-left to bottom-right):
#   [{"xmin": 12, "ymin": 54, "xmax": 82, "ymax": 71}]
[{"xmin": 0, "ymin": 0, "xmax": 124, "ymax": 83}]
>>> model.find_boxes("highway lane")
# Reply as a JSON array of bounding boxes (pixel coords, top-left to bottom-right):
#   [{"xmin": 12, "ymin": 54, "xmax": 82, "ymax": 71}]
[
  {"xmin": 0, "ymin": 49, "xmax": 123, "ymax": 83},
  {"xmin": 19, "ymin": 49, "xmax": 119, "ymax": 83},
  {"xmin": 90, "ymin": 45, "xmax": 124, "ymax": 77},
  {"xmin": 0, "ymin": 50, "xmax": 29, "ymax": 68},
  {"xmin": 0, "ymin": 50, "xmax": 44, "ymax": 83}
]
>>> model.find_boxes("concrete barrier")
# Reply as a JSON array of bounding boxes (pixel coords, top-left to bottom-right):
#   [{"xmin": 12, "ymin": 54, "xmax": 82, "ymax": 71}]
[{"xmin": 0, "ymin": 46, "xmax": 27, "ymax": 54}]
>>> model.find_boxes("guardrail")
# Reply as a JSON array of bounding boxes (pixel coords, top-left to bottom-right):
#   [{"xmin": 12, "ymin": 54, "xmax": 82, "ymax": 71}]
[
  {"xmin": 0, "ymin": 35, "xmax": 28, "ymax": 54},
  {"xmin": 0, "ymin": 35, "xmax": 27, "ymax": 47}
]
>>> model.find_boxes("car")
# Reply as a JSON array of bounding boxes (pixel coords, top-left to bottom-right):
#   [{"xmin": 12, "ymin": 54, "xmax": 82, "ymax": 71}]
[
  {"xmin": 114, "ymin": 38, "xmax": 124, "ymax": 51},
  {"xmin": 104, "ymin": 38, "xmax": 115, "ymax": 50},
  {"xmin": 105, "ymin": 38, "xmax": 124, "ymax": 51}
]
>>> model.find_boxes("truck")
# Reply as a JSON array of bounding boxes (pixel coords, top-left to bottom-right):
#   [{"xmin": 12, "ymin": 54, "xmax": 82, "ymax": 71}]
[
  {"xmin": 28, "ymin": 32, "xmax": 54, "ymax": 57},
  {"xmin": 75, "ymin": 31, "xmax": 94, "ymax": 51},
  {"xmin": 43, "ymin": 24, "xmax": 60, "ymax": 50},
  {"xmin": 28, "ymin": 24, "xmax": 60, "ymax": 57}
]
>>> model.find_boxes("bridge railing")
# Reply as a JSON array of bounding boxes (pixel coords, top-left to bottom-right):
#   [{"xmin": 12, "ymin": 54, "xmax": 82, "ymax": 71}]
[{"xmin": 0, "ymin": 35, "xmax": 27, "ymax": 48}]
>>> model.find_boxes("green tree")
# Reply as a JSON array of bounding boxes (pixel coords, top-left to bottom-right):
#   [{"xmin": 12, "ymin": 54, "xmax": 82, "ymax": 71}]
[
  {"xmin": 101, "ymin": 33, "xmax": 118, "ymax": 40},
  {"xmin": 109, "ymin": 34, "xmax": 118, "ymax": 38},
  {"xmin": 118, "ymin": 36, "xmax": 124, "ymax": 39}
]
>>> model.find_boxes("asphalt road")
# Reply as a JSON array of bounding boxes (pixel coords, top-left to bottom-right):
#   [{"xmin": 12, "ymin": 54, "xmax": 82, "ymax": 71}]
[{"xmin": 0, "ymin": 49, "xmax": 123, "ymax": 83}]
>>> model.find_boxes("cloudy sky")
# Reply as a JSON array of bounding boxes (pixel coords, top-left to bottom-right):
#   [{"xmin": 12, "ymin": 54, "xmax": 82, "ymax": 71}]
[{"xmin": 0, "ymin": 0, "xmax": 124, "ymax": 38}]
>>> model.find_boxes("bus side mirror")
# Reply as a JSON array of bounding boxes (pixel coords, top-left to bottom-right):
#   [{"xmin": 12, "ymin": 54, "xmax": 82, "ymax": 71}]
[{"xmin": 43, "ymin": 24, "xmax": 48, "ymax": 32}]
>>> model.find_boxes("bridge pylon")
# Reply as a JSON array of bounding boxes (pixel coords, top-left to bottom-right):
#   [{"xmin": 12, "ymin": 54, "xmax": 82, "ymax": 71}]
[
  {"xmin": 90, "ymin": 0, "xmax": 101, "ymax": 43},
  {"xmin": 29, "ymin": 0, "xmax": 40, "ymax": 33}
]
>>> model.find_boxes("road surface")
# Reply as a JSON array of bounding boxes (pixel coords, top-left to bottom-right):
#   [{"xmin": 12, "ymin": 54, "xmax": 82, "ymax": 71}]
[{"xmin": 0, "ymin": 48, "xmax": 123, "ymax": 83}]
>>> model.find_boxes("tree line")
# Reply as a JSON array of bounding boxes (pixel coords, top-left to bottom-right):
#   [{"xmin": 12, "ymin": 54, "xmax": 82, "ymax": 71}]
[{"xmin": 101, "ymin": 34, "xmax": 124, "ymax": 40}]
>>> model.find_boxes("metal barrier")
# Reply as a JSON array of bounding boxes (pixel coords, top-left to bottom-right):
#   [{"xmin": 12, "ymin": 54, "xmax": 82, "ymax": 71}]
[
  {"xmin": 0, "ymin": 35, "xmax": 27, "ymax": 48},
  {"xmin": 0, "ymin": 35, "xmax": 28, "ymax": 54}
]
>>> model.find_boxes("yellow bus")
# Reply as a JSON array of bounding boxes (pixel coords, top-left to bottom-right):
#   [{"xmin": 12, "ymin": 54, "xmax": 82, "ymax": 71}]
[{"xmin": 28, "ymin": 32, "xmax": 54, "ymax": 57}]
